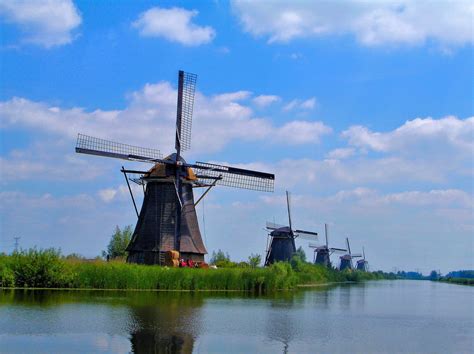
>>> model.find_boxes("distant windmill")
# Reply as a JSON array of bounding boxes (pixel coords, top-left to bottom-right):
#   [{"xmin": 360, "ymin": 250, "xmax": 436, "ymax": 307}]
[
  {"xmin": 339, "ymin": 237, "xmax": 362, "ymax": 271},
  {"xmin": 356, "ymin": 247, "xmax": 369, "ymax": 271},
  {"xmin": 308, "ymin": 223, "xmax": 346, "ymax": 268},
  {"xmin": 76, "ymin": 70, "xmax": 275, "ymax": 265},
  {"xmin": 264, "ymin": 191, "xmax": 318, "ymax": 266}
]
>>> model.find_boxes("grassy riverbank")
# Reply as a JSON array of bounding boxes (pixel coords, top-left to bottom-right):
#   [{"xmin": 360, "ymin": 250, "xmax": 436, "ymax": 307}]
[
  {"xmin": 439, "ymin": 277, "xmax": 474, "ymax": 286},
  {"xmin": 0, "ymin": 249, "xmax": 393, "ymax": 292}
]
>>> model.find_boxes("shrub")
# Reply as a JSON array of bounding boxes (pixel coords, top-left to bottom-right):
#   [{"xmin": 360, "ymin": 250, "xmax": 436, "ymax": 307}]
[
  {"xmin": 6, "ymin": 249, "xmax": 72, "ymax": 287},
  {"xmin": 0, "ymin": 256, "xmax": 14, "ymax": 287}
]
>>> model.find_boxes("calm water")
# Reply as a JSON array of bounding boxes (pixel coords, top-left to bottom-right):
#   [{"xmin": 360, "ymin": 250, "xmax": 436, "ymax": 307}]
[{"xmin": 0, "ymin": 280, "xmax": 472, "ymax": 353}]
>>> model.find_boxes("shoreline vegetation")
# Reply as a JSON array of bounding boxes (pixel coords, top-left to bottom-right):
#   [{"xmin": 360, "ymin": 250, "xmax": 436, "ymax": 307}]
[
  {"xmin": 1, "ymin": 249, "xmax": 396, "ymax": 292},
  {"xmin": 439, "ymin": 277, "xmax": 474, "ymax": 286}
]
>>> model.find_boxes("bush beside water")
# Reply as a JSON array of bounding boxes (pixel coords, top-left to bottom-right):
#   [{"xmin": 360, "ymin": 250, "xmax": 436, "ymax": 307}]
[
  {"xmin": 440, "ymin": 277, "xmax": 474, "ymax": 286},
  {"xmin": 0, "ymin": 249, "xmax": 391, "ymax": 292}
]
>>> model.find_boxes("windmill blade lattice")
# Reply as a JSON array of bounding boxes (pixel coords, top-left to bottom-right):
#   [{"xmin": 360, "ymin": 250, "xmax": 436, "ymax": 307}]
[
  {"xmin": 175, "ymin": 71, "xmax": 197, "ymax": 152},
  {"xmin": 76, "ymin": 133, "xmax": 163, "ymax": 163},
  {"xmin": 330, "ymin": 248, "xmax": 347, "ymax": 253},
  {"xmin": 193, "ymin": 161, "xmax": 274, "ymax": 192},
  {"xmin": 294, "ymin": 229, "xmax": 318, "ymax": 240}
]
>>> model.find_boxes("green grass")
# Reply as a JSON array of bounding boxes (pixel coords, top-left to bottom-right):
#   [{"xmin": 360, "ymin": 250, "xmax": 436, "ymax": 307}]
[
  {"xmin": 0, "ymin": 249, "xmax": 391, "ymax": 292},
  {"xmin": 440, "ymin": 277, "xmax": 474, "ymax": 286}
]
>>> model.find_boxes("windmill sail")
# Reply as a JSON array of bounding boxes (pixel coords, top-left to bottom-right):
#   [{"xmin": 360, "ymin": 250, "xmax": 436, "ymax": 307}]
[
  {"xmin": 330, "ymin": 247, "xmax": 347, "ymax": 252},
  {"xmin": 175, "ymin": 71, "xmax": 197, "ymax": 152},
  {"xmin": 193, "ymin": 161, "xmax": 274, "ymax": 192},
  {"xmin": 286, "ymin": 191, "xmax": 292, "ymax": 231},
  {"xmin": 76, "ymin": 134, "xmax": 163, "ymax": 163},
  {"xmin": 266, "ymin": 221, "xmax": 287, "ymax": 230}
]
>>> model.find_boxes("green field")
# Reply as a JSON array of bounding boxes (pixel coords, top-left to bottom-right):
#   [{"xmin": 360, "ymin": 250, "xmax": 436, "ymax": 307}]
[{"xmin": 0, "ymin": 249, "xmax": 393, "ymax": 292}]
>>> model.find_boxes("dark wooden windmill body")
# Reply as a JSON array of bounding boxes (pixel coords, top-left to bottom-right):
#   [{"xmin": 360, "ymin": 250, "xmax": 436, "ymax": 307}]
[
  {"xmin": 339, "ymin": 237, "xmax": 362, "ymax": 271},
  {"xmin": 264, "ymin": 192, "xmax": 318, "ymax": 266},
  {"xmin": 309, "ymin": 223, "xmax": 346, "ymax": 268},
  {"xmin": 356, "ymin": 247, "xmax": 369, "ymax": 271},
  {"xmin": 76, "ymin": 71, "xmax": 274, "ymax": 265}
]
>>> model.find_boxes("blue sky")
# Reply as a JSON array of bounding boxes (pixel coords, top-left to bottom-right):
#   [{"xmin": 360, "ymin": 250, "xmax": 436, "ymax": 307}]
[{"xmin": 0, "ymin": 0, "xmax": 473, "ymax": 273}]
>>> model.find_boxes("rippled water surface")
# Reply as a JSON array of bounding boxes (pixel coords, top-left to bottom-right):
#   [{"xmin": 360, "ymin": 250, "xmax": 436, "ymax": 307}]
[{"xmin": 0, "ymin": 280, "xmax": 473, "ymax": 353}]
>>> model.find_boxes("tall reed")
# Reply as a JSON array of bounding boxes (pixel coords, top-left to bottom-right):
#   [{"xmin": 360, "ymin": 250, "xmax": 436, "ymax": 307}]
[{"xmin": 0, "ymin": 249, "xmax": 388, "ymax": 292}]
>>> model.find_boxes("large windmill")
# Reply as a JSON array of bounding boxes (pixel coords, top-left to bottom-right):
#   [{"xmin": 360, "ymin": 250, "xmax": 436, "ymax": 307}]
[
  {"xmin": 356, "ymin": 247, "xmax": 369, "ymax": 271},
  {"xmin": 264, "ymin": 191, "xmax": 318, "ymax": 266},
  {"xmin": 339, "ymin": 237, "xmax": 362, "ymax": 271},
  {"xmin": 76, "ymin": 70, "xmax": 275, "ymax": 265},
  {"xmin": 308, "ymin": 223, "xmax": 346, "ymax": 268}
]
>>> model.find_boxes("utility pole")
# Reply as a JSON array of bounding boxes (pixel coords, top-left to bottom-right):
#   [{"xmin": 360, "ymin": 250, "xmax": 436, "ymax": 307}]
[{"xmin": 13, "ymin": 236, "xmax": 20, "ymax": 253}]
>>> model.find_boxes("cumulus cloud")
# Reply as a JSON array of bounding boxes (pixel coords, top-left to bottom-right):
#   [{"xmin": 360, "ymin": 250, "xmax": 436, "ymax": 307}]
[
  {"xmin": 274, "ymin": 121, "xmax": 331, "ymax": 144},
  {"xmin": 260, "ymin": 187, "xmax": 473, "ymax": 210},
  {"xmin": 133, "ymin": 6, "xmax": 215, "ymax": 46},
  {"xmin": 0, "ymin": 141, "xmax": 107, "ymax": 182},
  {"xmin": 98, "ymin": 184, "xmax": 142, "ymax": 203},
  {"xmin": 342, "ymin": 116, "xmax": 474, "ymax": 155},
  {"xmin": 271, "ymin": 156, "xmax": 448, "ymax": 189},
  {"xmin": 98, "ymin": 189, "xmax": 117, "ymax": 203},
  {"xmin": 326, "ymin": 148, "xmax": 355, "ymax": 160},
  {"xmin": 283, "ymin": 97, "xmax": 317, "ymax": 111},
  {"xmin": 0, "ymin": 84, "xmax": 330, "ymax": 158},
  {"xmin": 253, "ymin": 95, "xmax": 280, "ymax": 108},
  {"xmin": 232, "ymin": 0, "xmax": 473, "ymax": 48},
  {"xmin": 0, "ymin": 191, "xmax": 94, "ymax": 210},
  {"xmin": 0, "ymin": 0, "xmax": 82, "ymax": 48}
]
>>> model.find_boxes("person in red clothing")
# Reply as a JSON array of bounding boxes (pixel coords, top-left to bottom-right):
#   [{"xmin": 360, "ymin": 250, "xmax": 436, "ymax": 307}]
[
  {"xmin": 179, "ymin": 259, "xmax": 187, "ymax": 267},
  {"xmin": 187, "ymin": 259, "xmax": 194, "ymax": 268}
]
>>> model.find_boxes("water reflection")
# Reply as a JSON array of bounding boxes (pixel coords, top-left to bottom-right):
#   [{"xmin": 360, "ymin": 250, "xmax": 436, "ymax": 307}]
[
  {"xmin": 0, "ymin": 290, "xmax": 205, "ymax": 354},
  {"xmin": 1, "ymin": 281, "xmax": 473, "ymax": 354},
  {"xmin": 265, "ymin": 296, "xmax": 297, "ymax": 353},
  {"xmin": 128, "ymin": 293, "xmax": 203, "ymax": 354}
]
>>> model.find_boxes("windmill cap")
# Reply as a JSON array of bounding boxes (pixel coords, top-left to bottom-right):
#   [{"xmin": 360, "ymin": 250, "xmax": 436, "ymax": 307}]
[{"xmin": 270, "ymin": 226, "xmax": 292, "ymax": 237}]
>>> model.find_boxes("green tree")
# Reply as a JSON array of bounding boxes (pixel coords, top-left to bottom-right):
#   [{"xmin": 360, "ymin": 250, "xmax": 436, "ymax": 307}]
[
  {"xmin": 295, "ymin": 246, "xmax": 307, "ymax": 262},
  {"xmin": 248, "ymin": 253, "xmax": 261, "ymax": 268},
  {"xmin": 103, "ymin": 225, "xmax": 132, "ymax": 260},
  {"xmin": 210, "ymin": 249, "xmax": 230, "ymax": 264}
]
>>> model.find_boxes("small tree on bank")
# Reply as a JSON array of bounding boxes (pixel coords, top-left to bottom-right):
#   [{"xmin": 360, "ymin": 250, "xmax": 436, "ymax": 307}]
[
  {"xmin": 210, "ymin": 249, "xmax": 230, "ymax": 264},
  {"xmin": 103, "ymin": 225, "xmax": 132, "ymax": 260},
  {"xmin": 248, "ymin": 253, "xmax": 262, "ymax": 268},
  {"xmin": 295, "ymin": 246, "xmax": 307, "ymax": 262}
]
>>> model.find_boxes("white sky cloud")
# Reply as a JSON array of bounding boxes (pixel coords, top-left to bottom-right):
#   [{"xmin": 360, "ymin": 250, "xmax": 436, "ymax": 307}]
[
  {"xmin": 133, "ymin": 6, "xmax": 215, "ymax": 46},
  {"xmin": 98, "ymin": 189, "xmax": 117, "ymax": 203},
  {"xmin": 342, "ymin": 116, "xmax": 474, "ymax": 155},
  {"xmin": 253, "ymin": 95, "xmax": 280, "ymax": 108},
  {"xmin": 326, "ymin": 148, "xmax": 355, "ymax": 160},
  {"xmin": 98, "ymin": 184, "xmax": 142, "ymax": 203},
  {"xmin": 300, "ymin": 97, "xmax": 317, "ymax": 110},
  {"xmin": 261, "ymin": 188, "xmax": 473, "ymax": 210},
  {"xmin": 232, "ymin": 0, "xmax": 474, "ymax": 48},
  {"xmin": 0, "ymin": 83, "xmax": 330, "ymax": 159},
  {"xmin": 283, "ymin": 97, "xmax": 318, "ymax": 111},
  {"xmin": 0, "ymin": 0, "xmax": 81, "ymax": 48},
  {"xmin": 274, "ymin": 121, "xmax": 331, "ymax": 144}
]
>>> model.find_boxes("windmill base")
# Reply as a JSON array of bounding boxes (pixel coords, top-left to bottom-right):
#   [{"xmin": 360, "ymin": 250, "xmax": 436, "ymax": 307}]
[{"xmin": 127, "ymin": 251, "xmax": 204, "ymax": 265}]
